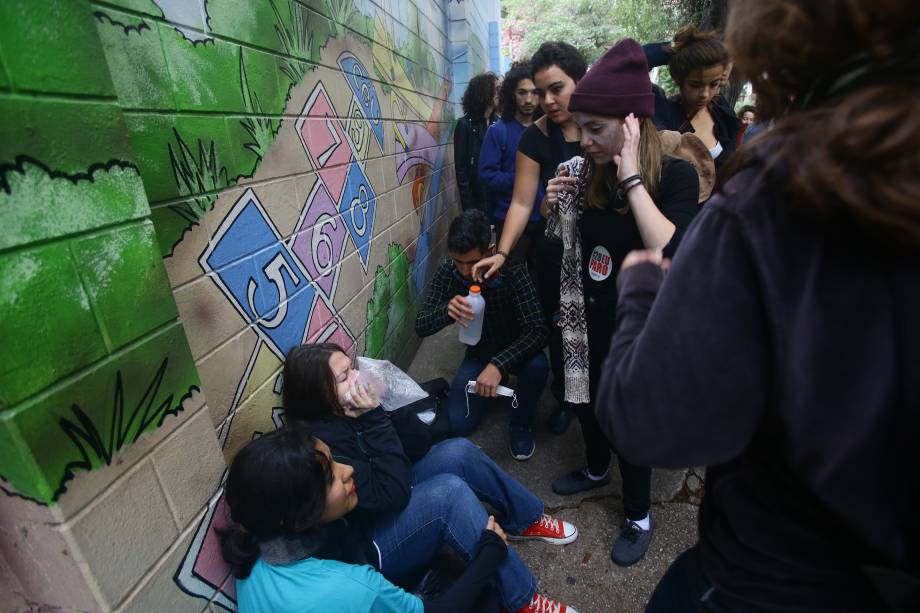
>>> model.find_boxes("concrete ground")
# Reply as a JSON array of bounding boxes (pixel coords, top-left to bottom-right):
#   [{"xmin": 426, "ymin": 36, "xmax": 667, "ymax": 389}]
[{"xmin": 407, "ymin": 326, "xmax": 703, "ymax": 613}]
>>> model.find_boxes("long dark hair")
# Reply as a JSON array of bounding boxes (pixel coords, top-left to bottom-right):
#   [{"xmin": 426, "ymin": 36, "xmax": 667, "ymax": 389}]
[
  {"xmin": 461, "ymin": 72, "xmax": 498, "ymax": 119},
  {"xmin": 725, "ymin": 0, "xmax": 920, "ymax": 249},
  {"xmin": 219, "ymin": 424, "xmax": 331, "ymax": 579},
  {"xmin": 500, "ymin": 61, "xmax": 533, "ymax": 122},
  {"xmin": 282, "ymin": 343, "xmax": 346, "ymax": 422}
]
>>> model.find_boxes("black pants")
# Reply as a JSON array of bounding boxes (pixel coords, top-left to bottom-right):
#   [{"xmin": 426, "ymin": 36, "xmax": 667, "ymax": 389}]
[
  {"xmin": 575, "ymin": 301, "xmax": 652, "ymax": 521},
  {"xmin": 646, "ymin": 546, "xmax": 759, "ymax": 613},
  {"xmin": 571, "ymin": 404, "xmax": 651, "ymax": 520},
  {"xmin": 532, "ymin": 234, "xmax": 565, "ymax": 402}
]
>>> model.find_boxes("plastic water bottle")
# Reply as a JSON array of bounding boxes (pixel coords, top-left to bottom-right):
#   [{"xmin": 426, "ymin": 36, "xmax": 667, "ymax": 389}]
[{"xmin": 458, "ymin": 285, "xmax": 485, "ymax": 346}]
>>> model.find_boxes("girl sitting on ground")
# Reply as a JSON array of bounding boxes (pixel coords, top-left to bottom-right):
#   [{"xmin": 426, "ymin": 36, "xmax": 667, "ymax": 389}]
[
  {"xmin": 280, "ymin": 342, "xmax": 580, "ymax": 613},
  {"xmin": 219, "ymin": 424, "xmax": 508, "ymax": 612}
]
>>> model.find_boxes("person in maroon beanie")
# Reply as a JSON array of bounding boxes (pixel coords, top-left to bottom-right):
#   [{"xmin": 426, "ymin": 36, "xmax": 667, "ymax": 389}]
[
  {"xmin": 597, "ymin": 0, "xmax": 920, "ymax": 610},
  {"xmin": 541, "ymin": 38, "xmax": 701, "ymax": 567}
]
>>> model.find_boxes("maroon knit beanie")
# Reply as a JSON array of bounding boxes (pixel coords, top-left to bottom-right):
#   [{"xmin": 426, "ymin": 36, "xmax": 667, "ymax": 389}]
[{"xmin": 568, "ymin": 38, "xmax": 654, "ymax": 118}]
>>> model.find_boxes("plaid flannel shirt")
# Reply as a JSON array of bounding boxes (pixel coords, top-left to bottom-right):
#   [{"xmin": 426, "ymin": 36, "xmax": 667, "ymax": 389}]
[{"xmin": 415, "ymin": 260, "xmax": 547, "ymax": 374}]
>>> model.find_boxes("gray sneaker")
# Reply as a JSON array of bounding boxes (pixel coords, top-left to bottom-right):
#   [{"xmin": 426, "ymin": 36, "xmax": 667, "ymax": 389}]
[
  {"xmin": 551, "ymin": 467, "xmax": 610, "ymax": 495},
  {"xmin": 611, "ymin": 515, "xmax": 654, "ymax": 567}
]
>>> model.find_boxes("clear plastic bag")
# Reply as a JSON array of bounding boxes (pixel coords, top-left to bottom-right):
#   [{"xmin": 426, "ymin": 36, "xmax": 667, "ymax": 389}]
[{"xmin": 356, "ymin": 356, "xmax": 428, "ymax": 411}]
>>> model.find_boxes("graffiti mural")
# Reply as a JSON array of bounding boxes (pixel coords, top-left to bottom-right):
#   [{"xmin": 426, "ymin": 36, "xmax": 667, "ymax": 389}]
[
  {"xmin": 0, "ymin": 156, "xmax": 200, "ymax": 505},
  {"xmin": 0, "ymin": 0, "xmax": 487, "ymax": 607},
  {"xmin": 164, "ymin": 8, "xmax": 455, "ymax": 608}
]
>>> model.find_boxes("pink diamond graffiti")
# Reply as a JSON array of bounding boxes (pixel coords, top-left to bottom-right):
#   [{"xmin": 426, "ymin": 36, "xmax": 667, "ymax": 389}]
[
  {"xmin": 175, "ymin": 486, "xmax": 235, "ymax": 610},
  {"xmin": 295, "ymin": 83, "xmax": 353, "ymax": 203},
  {"xmin": 306, "ymin": 297, "xmax": 356, "ymax": 355},
  {"xmin": 291, "ymin": 180, "xmax": 347, "ymax": 302}
]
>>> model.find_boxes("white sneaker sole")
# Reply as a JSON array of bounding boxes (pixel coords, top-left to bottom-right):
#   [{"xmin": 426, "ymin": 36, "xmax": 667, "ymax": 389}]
[
  {"xmin": 509, "ymin": 440, "xmax": 535, "ymax": 461},
  {"xmin": 508, "ymin": 525, "xmax": 578, "ymax": 545}
]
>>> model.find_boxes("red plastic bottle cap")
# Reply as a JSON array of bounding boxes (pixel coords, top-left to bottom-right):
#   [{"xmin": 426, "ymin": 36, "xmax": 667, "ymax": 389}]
[{"xmin": 470, "ymin": 285, "xmax": 481, "ymax": 293}]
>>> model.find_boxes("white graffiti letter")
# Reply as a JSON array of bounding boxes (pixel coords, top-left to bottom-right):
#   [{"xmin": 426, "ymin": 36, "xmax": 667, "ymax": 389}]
[
  {"xmin": 317, "ymin": 118, "xmax": 342, "ymax": 167},
  {"xmin": 312, "ymin": 213, "xmax": 339, "ymax": 275},
  {"xmin": 350, "ymin": 184, "xmax": 370, "ymax": 237},
  {"xmin": 247, "ymin": 253, "xmax": 300, "ymax": 328}
]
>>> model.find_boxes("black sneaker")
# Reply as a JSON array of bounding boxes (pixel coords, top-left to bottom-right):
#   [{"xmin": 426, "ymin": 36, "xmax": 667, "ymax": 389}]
[
  {"xmin": 551, "ymin": 467, "xmax": 610, "ymax": 495},
  {"xmin": 547, "ymin": 405, "xmax": 571, "ymax": 435},
  {"xmin": 610, "ymin": 515, "xmax": 654, "ymax": 567},
  {"xmin": 509, "ymin": 424, "xmax": 535, "ymax": 461}
]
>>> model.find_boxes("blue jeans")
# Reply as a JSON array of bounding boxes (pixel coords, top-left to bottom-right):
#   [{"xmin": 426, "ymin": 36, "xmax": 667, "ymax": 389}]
[
  {"xmin": 445, "ymin": 351, "xmax": 550, "ymax": 436},
  {"xmin": 373, "ymin": 438, "xmax": 542, "ymax": 610}
]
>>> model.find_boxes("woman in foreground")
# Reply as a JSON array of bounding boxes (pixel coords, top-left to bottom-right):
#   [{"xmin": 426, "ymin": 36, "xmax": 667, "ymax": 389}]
[{"xmin": 597, "ymin": 0, "xmax": 920, "ymax": 610}]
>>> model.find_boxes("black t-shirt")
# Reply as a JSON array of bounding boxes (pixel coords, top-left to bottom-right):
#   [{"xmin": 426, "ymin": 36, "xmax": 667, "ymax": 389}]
[
  {"xmin": 517, "ymin": 121, "xmax": 583, "ymax": 194},
  {"xmin": 580, "ymin": 157, "xmax": 699, "ymax": 312}
]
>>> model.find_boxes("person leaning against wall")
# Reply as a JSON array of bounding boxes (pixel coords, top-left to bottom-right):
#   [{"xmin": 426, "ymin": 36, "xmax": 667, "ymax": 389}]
[
  {"xmin": 595, "ymin": 0, "xmax": 920, "ymax": 610},
  {"xmin": 453, "ymin": 72, "xmax": 499, "ymax": 213}
]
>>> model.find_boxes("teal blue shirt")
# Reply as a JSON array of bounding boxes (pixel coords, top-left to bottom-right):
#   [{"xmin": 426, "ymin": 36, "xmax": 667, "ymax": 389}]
[{"xmin": 237, "ymin": 557, "xmax": 424, "ymax": 613}]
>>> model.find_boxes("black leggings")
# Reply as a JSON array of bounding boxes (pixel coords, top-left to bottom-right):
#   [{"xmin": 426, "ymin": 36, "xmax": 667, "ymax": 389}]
[
  {"xmin": 578, "ymin": 306, "xmax": 652, "ymax": 521},
  {"xmin": 533, "ymin": 235, "xmax": 566, "ymax": 401},
  {"xmin": 572, "ymin": 401, "xmax": 651, "ymax": 520}
]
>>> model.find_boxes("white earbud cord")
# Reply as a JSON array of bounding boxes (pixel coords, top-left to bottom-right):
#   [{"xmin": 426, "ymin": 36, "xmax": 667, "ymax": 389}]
[{"xmin": 464, "ymin": 385, "xmax": 518, "ymax": 418}]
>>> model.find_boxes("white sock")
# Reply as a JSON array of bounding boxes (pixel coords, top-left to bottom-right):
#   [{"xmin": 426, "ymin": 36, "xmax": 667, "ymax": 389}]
[
  {"xmin": 630, "ymin": 514, "xmax": 651, "ymax": 531},
  {"xmin": 586, "ymin": 468, "xmax": 609, "ymax": 481}
]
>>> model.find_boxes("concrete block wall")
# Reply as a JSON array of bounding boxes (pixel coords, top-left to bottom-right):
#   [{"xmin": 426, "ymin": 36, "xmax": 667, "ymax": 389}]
[
  {"xmin": 0, "ymin": 0, "xmax": 497, "ymax": 610},
  {"xmin": 448, "ymin": 0, "xmax": 493, "ymax": 104}
]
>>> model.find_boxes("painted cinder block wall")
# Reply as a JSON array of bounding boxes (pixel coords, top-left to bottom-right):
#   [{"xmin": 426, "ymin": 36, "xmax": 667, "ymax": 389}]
[{"xmin": 0, "ymin": 0, "xmax": 497, "ymax": 610}]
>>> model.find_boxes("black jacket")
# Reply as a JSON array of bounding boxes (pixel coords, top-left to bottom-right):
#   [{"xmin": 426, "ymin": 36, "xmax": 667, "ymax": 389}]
[
  {"xmin": 307, "ymin": 407, "xmax": 432, "ymax": 516},
  {"xmin": 453, "ymin": 114, "xmax": 492, "ymax": 212},
  {"xmin": 597, "ymin": 158, "xmax": 920, "ymax": 611}
]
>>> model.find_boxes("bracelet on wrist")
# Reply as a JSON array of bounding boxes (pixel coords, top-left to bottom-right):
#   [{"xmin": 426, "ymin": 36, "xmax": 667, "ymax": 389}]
[
  {"xmin": 623, "ymin": 179, "xmax": 643, "ymax": 195},
  {"xmin": 617, "ymin": 174, "xmax": 642, "ymax": 189},
  {"xmin": 616, "ymin": 176, "xmax": 644, "ymax": 200},
  {"xmin": 496, "ymin": 250, "xmax": 509, "ymax": 260}
]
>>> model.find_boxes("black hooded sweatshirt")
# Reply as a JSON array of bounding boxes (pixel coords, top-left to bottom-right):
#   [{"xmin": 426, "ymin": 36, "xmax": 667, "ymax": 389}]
[{"xmin": 596, "ymin": 160, "xmax": 920, "ymax": 612}]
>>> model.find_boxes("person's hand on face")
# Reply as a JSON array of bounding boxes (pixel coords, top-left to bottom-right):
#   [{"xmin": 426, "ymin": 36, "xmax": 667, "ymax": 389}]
[
  {"xmin": 341, "ymin": 377, "xmax": 379, "ymax": 418},
  {"xmin": 448, "ymin": 294, "xmax": 474, "ymax": 327},
  {"xmin": 475, "ymin": 363, "xmax": 502, "ymax": 398},
  {"xmin": 331, "ymin": 351, "xmax": 378, "ymax": 417},
  {"xmin": 614, "ymin": 114, "xmax": 641, "ymax": 182}
]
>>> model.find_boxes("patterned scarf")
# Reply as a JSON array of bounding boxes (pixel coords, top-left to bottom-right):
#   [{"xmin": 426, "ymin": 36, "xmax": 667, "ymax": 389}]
[{"xmin": 545, "ymin": 155, "xmax": 590, "ymax": 404}]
